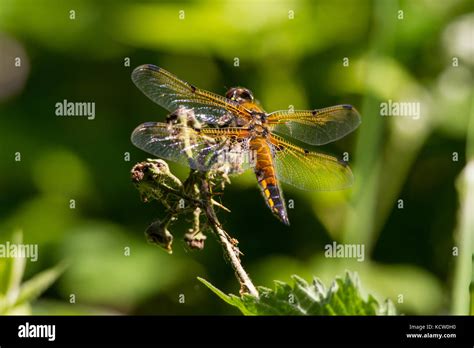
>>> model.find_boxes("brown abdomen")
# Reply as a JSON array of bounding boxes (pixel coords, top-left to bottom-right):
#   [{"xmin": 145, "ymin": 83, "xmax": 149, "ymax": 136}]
[{"xmin": 251, "ymin": 138, "xmax": 289, "ymax": 225}]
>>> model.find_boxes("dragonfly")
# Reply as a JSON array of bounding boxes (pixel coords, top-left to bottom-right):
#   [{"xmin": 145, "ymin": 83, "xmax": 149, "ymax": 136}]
[{"xmin": 131, "ymin": 64, "xmax": 361, "ymax": 225}]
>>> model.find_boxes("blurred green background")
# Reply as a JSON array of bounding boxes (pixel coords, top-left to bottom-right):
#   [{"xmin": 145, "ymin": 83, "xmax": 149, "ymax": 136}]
[{"xmin": 0, "ymin": 0, "xmax": 473, "ymax": 315}]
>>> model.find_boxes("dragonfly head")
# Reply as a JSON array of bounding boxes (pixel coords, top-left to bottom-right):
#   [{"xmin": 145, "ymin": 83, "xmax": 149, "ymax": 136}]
[{"xmin": 226, "ymin": 87, "xmax": 254, "ymax": 104}]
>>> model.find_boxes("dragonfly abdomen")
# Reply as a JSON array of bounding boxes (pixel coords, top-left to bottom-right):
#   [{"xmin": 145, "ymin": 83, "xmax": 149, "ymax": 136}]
[{"xmin": 252, "ymin": 139, "xmax": 290, "ymax": 225}]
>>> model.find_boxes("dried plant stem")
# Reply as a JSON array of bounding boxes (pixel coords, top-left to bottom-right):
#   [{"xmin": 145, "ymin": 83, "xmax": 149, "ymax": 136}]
[
  {"xmin": 132, "ymin": 159, "xmax": 258, "ymax": 297},
  {"xmin": 200, "ymin": 179, "xmax": 259, "ymax": 297}
]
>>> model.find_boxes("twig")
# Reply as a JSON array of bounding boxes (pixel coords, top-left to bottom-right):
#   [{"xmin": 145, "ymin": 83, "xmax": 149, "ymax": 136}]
[{"xmin": 200, "ymin": 179, "xmax": 259, "ymax": 297}]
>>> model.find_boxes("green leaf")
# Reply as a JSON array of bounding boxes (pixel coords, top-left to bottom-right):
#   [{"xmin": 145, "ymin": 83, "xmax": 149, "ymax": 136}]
[
  {"xmin": 14, "ymin": 261, "xmax": 67, "ymax": 308},
  {"xmin": 197, "ymin": 277, "xmax": 253, "ymax": 315},
  {"xmin": 0, "ymin": 230, "xmax": 67, "ymax": 314},
  {"xmin": 200, "ymin": 272, "xmax": 396, "ymax": 316},
  {"xmin": 0, "ymin": 230, "xmax": 27, "ymax": 312},
  {"xmin": 0, "ymin": 230, "xmax": 26, "ymax": 296}
]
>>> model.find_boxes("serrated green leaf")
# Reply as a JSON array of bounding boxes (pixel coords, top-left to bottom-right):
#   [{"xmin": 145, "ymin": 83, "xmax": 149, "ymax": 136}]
[
  {"xmin": 379, "ymin": 298, "xmax": 397, "ymax": 315},
  {"xmin": 200, "ymin": 271, "xmax": 397, "ymax": 316}
]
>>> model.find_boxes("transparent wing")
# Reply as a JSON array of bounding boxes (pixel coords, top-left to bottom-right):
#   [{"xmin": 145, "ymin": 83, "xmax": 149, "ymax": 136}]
[
  {"xmin": 131, "ymin": 122, "xmax": 254, "ymax": 174},
  {"xmin": 269, "ymin": 134, "xmax": 354, "ymax": 191},
  {"xmin": 267, "ymin": 104, "xmax": 361, "ymax": 145},
  {"xmin": 132, "ymin": 65, "xmax": 251, "ymax": 125}
]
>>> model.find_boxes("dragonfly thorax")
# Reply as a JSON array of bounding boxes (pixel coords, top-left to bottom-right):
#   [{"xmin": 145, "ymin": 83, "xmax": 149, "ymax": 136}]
[{"xmin": 248, "ymin": 113, "xmax": 269, "ymax": 137}]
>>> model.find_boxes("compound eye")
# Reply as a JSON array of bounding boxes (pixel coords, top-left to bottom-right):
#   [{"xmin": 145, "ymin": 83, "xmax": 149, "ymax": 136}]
[
  {"xmin": 240, "ymin": 89, "xmax": 253, "ymax": 101},
  {"xmin": 225, "ymin": 88, "xmax": 238, "ymax": 100}
]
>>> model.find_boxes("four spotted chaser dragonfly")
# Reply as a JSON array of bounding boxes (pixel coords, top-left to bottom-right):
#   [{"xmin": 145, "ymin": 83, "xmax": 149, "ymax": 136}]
[{"xmin": 131, "ymin": 65, "xmax": 361, "ymax": 225}]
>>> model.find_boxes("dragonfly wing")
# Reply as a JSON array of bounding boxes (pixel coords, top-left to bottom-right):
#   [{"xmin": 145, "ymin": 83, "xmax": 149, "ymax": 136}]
[
  {"xmin": 132, "ymin": 65, "xmax": 250, "ymax": 125},
  {"xmin": 268, "ymin": 105, "xmax": 361, "ymax": 145},
  {"xmin": 131, "ymin": 122, "xmax": 254, "ymax": 174},
  {"xmin": 269, "ymin": 134, "xmax": 353, "ymax": 191}
]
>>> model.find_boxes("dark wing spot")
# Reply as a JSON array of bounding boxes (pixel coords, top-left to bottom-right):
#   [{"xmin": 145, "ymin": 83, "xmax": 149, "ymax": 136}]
[
  {"xmin": 311, "ymin": 110, "xmax": 318, "ymax": 116},
  {"xmin": 189, "ymin": 84, "xmax": 197, "ymax": 93},
  {"xmin": 274, "ymin": 144, "xmax": 285, "ymax": 152},
  {"xmin": 342, "ymin": 104, "xmax": 353, "ymax": 110},
  {"xmin": 304, "ymin": 149, "xmax": 310, "ymax": 154}
]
